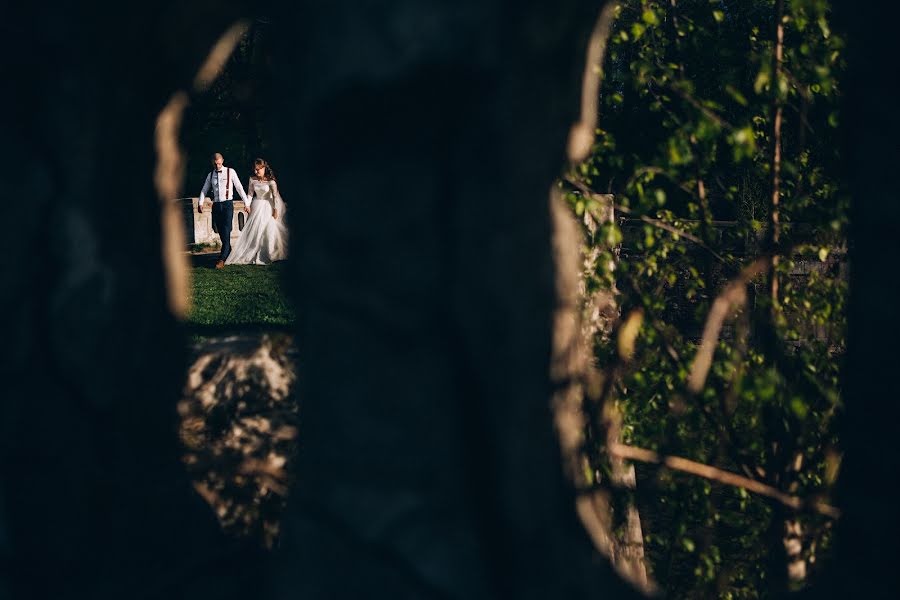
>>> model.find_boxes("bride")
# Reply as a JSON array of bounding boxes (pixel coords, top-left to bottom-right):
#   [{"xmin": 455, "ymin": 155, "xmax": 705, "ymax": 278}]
[{"xmin": 226, "ymin": 158, "xmax": 288, "ymax": 265}]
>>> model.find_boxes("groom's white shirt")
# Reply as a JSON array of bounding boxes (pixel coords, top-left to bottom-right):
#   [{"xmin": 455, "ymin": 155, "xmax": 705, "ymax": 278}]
[{"xmin": 199, "ymin": 167, "xmax": 249, "ymax": 205}]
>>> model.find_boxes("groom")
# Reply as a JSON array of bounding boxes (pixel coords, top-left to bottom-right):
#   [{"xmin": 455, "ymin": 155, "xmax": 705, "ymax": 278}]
[{"xmin": 198, "ymin": 152, "xmax": 248, "ymax": 268}]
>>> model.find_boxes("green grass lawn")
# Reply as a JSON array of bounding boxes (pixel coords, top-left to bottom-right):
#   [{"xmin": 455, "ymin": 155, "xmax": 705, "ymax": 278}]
[{"xmin": 187, "ymin": 257, "xmax": 295, "ymax": 331}]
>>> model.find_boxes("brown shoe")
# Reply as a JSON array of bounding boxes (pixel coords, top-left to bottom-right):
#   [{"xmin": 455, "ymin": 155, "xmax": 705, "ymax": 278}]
[{"xmin": 215, "ymin": 260, "xmax": 225, "ymax": 269}]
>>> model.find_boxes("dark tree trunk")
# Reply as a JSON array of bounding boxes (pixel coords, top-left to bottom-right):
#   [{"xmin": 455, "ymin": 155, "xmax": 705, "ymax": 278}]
[
  {"xmin": 825, "ymin": 2, "xmax": 900, "ymax": 598},
  {"xmin": 0, "ymin": 2, "xmax": 261, "ymax": 598},
  {"xmin": 263, "ymin": 2, "xmax": 641, "ymax": 598}
]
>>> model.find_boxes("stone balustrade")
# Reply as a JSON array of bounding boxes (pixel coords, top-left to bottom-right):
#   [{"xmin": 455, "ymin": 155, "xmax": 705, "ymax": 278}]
[{"xmin": 177, "ymin": 198, "xmax": 248, "ymax": 247}]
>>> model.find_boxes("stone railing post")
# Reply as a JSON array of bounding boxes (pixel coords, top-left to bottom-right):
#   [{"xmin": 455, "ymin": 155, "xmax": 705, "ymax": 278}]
[{"xmin": 176, "ymin": 198, "xmax": 245, "ymax": 248}]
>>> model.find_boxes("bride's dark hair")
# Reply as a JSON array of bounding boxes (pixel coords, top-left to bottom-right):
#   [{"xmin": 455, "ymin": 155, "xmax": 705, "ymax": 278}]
[{"xmin": 252, "ymin": 158, "xmax": 275, "ymax": 181}]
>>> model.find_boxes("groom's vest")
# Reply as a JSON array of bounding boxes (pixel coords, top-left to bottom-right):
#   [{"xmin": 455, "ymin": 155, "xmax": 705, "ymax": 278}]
[{"xmin": 210, "ymin": 167, "xmax": 232, "ymax": 200}]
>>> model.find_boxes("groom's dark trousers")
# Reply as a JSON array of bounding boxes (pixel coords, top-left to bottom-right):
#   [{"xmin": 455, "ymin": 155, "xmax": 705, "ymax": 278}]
[{"xmin": 211, "ymin": 200, "xmax": 234, "ymax": 261}]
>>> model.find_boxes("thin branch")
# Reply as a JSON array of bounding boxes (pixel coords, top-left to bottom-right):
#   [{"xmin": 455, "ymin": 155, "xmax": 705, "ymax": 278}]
[
  {"xmin": 656, "ymin": 78, "xmax": 736, "ymax": 131},
  {"xmin": 633, "ymin": 213, "xmax": 729, "ymax": 264},
  {"xmin": 687, "ymin": 257, "xmax": 769, "ymax": 393},
  {"xmin": 623, "ymin": 166, "xmax": 666, "ymax": 192},
  {"xmin": 623, "ymin": 273, "xmax": 685, "ymax": 368},
  {"xmin": 563, "ymin": 175, "xmax": 730, "ymax": 264},
  {"xmin": 608, "ymin": 443, "xmax": 840, "ymax": 519},
  {"xmin": 568, "ymin": 2, "xmax": 620, "ymax": 163},
  {"xmin": 691, "ymin": 138, "xmax": 715, "ymax": 247},
  {"xmin": 769, "ymin": 0, "xmax": 785, "ymax": 309},
  {"xmin": 646, "ymin": 80, "xmax": 684, "ymax": 127},
  {"xmin": 627, "ymin": 164, "xmax": 698, "ymax": 198}
]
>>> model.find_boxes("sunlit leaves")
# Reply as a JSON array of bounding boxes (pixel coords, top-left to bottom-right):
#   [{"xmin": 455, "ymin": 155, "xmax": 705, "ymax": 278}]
[
  {"xmin": 729, "ymin": 126, "xmax": 757, "ymax": 161},
  {"xmin": 754, "ymin": 68, "xmax": 771, "ymax": 94},
  {"xmin": 642, "ymin": 8, "xmax": 660, "ymax": 26},
  {"xmin": 573, "ymin": 0, "xmax": 847, "ymax": 597}
]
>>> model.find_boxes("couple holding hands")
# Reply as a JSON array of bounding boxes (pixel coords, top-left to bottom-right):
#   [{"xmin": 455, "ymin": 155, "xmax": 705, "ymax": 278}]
[{"xmin": 198, "ymin": 153, "xmax": 288, "ymax": 268}]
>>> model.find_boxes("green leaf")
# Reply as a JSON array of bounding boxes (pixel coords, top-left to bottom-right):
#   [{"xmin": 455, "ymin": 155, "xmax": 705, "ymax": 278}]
[
  {"xmin": 725, "ymin": 84, "xmax": 748, "ymax": 106},
  {"xmin": 631, "ymin": 23, "xmax": 646, "ymax": 40},
  {"xmin": 790, "ymin": 397, "xmax": 809, "ymax": 419},
  {"xmin": 818, "ymin": 16, "xmax": 831, "ymax": 38},
  {"xmin": 777, "ymin": 75, "xmax": 789, "ymax": 96},
  {"xmin": 730, "ymin": 126, "xmax": 757, "ymax": 161},
  {"xmin": 642, "ymin": 9, "xmax": 660, "ymax": 26},
  {"xmin": 754, "ymin": 70, "xmax": 770, "ymax": 94}
]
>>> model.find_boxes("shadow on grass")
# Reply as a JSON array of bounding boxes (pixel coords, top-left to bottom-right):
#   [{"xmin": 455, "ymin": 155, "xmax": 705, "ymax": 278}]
[
  {"xmin": 184, "ymin": 322, "xmax": 293, "ymax": 341},
  {"xmin": 190, "ymin": 251, "xmax": 222, "ymax": 268}
]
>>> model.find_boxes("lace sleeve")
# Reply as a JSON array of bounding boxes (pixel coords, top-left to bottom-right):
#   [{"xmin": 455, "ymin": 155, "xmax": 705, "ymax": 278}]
[{"xmin": 272, "ymin": 180, "xmax": 286, "ymax": 217}]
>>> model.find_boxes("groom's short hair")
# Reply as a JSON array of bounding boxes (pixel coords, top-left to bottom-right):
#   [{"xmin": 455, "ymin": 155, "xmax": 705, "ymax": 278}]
[{"xmin": 211, "ymin": 152, "xmax": 223, "ymax": 160}]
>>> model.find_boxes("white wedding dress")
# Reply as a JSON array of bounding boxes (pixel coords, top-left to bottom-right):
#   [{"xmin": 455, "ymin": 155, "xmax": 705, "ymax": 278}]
[{"xmin": 226, "ymin": 178, "xmax": 289, "ymax": 265}]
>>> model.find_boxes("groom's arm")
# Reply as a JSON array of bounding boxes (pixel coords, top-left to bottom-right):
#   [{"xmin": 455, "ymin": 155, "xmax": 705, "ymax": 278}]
[
  {"xmin": 231, "ymin": 169, "xmax": 249, "ymax": 204},
  {"xmin": 198, "ymin": 173, "xmax": 211, "ymax": 213}
]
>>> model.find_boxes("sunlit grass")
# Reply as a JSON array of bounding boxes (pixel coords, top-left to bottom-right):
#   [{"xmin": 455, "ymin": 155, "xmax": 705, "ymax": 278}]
[{"xmin": 187, "ymin": 261, "xmax": 294, "ymax": 330}]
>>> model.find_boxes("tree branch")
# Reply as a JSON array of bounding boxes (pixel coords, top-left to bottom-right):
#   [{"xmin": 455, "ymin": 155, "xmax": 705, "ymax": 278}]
[
  {"xmin": 687, "ymin": 257, "xmax": 769, "ymax": 394},
  {"xmin": 607, "ymin": 443, "xmax": 840, "ymax": 519},
  {"xmin": 563, "ymin": 175, "xmax": 730, "ymax": 264},
  {"xmin": 568, "ymin": 2, "xmax": 620, "ymax": 163},
  {"xmin": 768, "ymin": 0, "xmax": 785, "ymax": 310}
]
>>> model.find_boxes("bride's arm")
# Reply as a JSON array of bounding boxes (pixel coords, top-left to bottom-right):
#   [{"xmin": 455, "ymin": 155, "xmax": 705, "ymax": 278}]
[{"xmin": 271, "ymin": 180, "xmax": 280, "ymax": 219}]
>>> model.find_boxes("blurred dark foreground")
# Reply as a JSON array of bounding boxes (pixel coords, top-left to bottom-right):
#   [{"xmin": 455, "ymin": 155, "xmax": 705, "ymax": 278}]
[{"xmin": 1, "ymin": 1, "xmax": 898, "ymax": 599}]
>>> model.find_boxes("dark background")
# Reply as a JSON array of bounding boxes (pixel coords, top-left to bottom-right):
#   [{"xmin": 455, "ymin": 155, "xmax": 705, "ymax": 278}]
[{"xmin": 182, "ymin": 18, "xmax": 276, "ymax": 197}]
